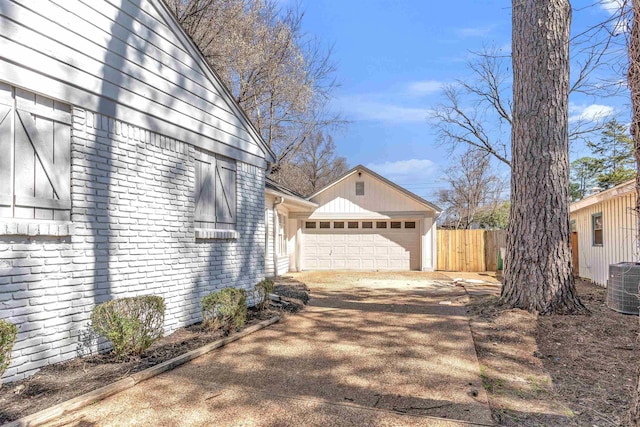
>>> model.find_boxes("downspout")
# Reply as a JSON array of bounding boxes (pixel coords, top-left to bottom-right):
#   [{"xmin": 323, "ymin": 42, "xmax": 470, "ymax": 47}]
[{"xmin": 273, "ymin": 196, "xmax": 284, "ymax": 276}]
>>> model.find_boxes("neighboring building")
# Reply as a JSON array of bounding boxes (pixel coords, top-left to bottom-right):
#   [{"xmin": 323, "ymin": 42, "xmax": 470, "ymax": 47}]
[
  {"xmin": 0, "ymin": 0, "xmax": 275, "ymax": 383},
  {"xmin": 569, "ymin": 180, "xmax": 638, "ymax": 286},
  {"xmin": 265, "ymin": 166, "xmax": 441, "ymax": 274}
]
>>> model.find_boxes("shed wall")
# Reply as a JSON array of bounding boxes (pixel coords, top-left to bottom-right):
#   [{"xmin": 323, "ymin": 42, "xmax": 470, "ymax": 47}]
[{"xmin": 570, "ymin": 191, "xmax": 638, "ymax": 286}]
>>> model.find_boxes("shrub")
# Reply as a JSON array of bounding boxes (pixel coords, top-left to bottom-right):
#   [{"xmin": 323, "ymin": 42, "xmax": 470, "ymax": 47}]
[
  {"xmin": 0, "ymin": 320, "xmax": 17, "ymax": 381},
  {"xmin": 201, "ymin": 288, "xmax": 247, "ymax": 333},
  {"xmin": 90, "ymin": 295, "xmax": 165, "ymax": 358},
  {"xmin": 254, "ymin": 279, "xmax": 275, "ymax": 310}
]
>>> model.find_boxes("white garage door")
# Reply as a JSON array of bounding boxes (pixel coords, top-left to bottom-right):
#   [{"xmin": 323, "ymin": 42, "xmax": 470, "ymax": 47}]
[{"xmin": 302, "ymin": 220, "xmax": 420, "ymax": 271}]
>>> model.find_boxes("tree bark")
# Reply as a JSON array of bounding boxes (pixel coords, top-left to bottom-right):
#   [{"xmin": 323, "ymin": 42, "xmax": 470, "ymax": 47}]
[
  {"xmin": 501, "ymin": 0, "xmax": 586, "ymax": 314},
  {"xmin": 628, "ymin": 1, "xmax": 640, "ymax": 424}
]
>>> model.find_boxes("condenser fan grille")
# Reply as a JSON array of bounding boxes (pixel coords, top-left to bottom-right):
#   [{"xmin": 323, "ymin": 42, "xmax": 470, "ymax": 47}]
[{"xmin": 607, "ymin": 263, "xmax": 640, "ymax": 315}]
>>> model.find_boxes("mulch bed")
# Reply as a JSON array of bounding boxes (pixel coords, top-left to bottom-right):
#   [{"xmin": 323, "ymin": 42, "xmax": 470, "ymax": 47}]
[
  {"xmin": 0, "ymin": 283, "xmax": 308, "ymax": 424},
  {"xmin": 467, "ymin": 278, "xmax": 638, "ymax": 426}
]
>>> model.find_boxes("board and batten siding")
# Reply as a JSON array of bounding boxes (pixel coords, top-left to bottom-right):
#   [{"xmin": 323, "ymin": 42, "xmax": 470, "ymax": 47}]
[
  {"xmin": 0, "ymin": 0, "xmax": 271, "ymax": 167},
  {"xmin": 310, "ymin": 172, "xmax": 428, "ymax": 219},
  {"xmin": 570, "ymin": 189, "xmax": 638, "ymax": 286}
]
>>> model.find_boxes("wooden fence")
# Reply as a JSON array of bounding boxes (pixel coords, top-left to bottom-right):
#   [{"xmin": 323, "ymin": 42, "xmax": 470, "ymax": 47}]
[{"xmin": 436, "ymin": 230, "xmax": 507, "ymax": 272}]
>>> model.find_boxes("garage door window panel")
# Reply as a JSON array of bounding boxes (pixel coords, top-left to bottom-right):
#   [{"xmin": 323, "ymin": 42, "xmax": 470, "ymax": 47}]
[
  {"xmin": 405, "ymin": 221, "xmax": 416, "ymax": 229},
  {"xmin": 348, "ymin": 221, "xmax": 358, "ymax": 229},
  {"xmin": 305, "ymin": 221, "xmax": 316, "ymax": 229},
  {"xmin": 334, "ymin": 221, "xmax": 344, "ymax": 229},
  {"xmin": 390, "ymin": 221, "xmax": 401, "ymax": 229},
  {"xmin": 362, "ymin": 221, "xmax": 373, "ymax": 229},
  {"xmin": 319, "ymin": 221, "xmax": 330, "ymax": 229},
  {"xmin": 376, "ymin": 221, "xmax": 387, "ymax": 229}
]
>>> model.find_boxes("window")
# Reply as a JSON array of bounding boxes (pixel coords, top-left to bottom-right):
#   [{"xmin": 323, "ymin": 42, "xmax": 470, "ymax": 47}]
[
  {"xmin": 348, "ymin": 221, "xmax": 359, "ymax": 229},
  {"xmin": 592, "ymin": 213, "xmax": 603, "ymax": 246},
  {"xmin": 362, "ymin": 221, "xmax": 373, "ymax": 229},
  {"xmin": 390, "ymin": 221, "xmax": 401, "ymax": 229},
  {"xmin": 319, "ymin": 221, "xmax": 330, "ymax": 229},
  {"xmin": 334, "ymin": 221, "xmax": 344, "ymax": 229},
  {"xmin": 194, "ymin": 149, "xmax": 236, "ymax": 230},
  {"xmin": 570, "ymin": 220, "xmax": 577, "ymax": 233},
  {"xmin": 277, "ymin": 214, "xmax": 287, "ymax": 255},
  {"xmin": 376, "ymin": 221, "xmax": 387, "ymax": 229},
  {"xmin": 305, "ymin": 221, "xmax": 316, "ymax": 229},
  {"xmin": 0, "ymin": 84, "xmax": 71, "ymax": 220},
  {"xmin": 355, "ymin": 181, "xmax": 365, "ymax": 196},
  {"xmin": 405, "ymin": 221, "xmax": 416, "ymax": 229}
]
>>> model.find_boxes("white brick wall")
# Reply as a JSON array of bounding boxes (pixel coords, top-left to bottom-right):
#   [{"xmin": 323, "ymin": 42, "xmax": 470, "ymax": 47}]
[{"xmin": 0, "ymin": 108, "xmax": 266, "ymax": 383}]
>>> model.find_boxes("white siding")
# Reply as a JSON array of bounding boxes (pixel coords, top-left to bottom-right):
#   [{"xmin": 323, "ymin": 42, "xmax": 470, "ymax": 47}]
[
  {"xmin": 264, "ymin": 195, "xmax": 290, "ymax": 277},
  {"xmin": 570, "ymin": 190, "xmax": 639, "ymax": 286},
  {"xmin": 265, "ymin": 196, "xmax": 275, "ymax": 277},
  {"xmin": 0, "ymin": 0, "xmax": 269, "ymax": 166},
  {"xmin": 309, "ymin": 172, "xmax": 428, "ymax": 218}
]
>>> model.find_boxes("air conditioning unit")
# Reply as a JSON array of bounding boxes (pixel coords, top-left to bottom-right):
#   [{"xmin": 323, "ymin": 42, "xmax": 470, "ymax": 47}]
[{"xmin": 607, "ymin": 263, "xmax": 640, "ymax": 315}]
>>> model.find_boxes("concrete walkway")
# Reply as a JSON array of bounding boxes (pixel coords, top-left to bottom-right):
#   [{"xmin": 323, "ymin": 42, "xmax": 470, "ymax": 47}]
[{"xmin": 45, "ymin": 272, "xmax": 493, "ymax": 427}]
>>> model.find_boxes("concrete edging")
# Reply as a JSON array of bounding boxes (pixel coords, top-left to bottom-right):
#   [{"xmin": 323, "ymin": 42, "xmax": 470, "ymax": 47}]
[{"xmin": 4, "ymin": 316, "xmax": 281, "ymax": 427}]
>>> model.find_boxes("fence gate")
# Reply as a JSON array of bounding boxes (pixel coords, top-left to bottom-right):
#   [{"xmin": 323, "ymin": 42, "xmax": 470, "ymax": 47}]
[{"xmin": 436, "ymin": 230, "xmax": 506, "ymax": 272}]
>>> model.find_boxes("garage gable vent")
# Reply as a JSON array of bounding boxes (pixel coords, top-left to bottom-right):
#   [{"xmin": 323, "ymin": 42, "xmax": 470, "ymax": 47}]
[{"xmin": 356, "ymin": 181, "xmax": 365, "ymax": 196}]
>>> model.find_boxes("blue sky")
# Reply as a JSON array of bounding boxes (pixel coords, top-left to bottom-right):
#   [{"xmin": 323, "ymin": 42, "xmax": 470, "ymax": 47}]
[{"xmin": 295, "ymin": 0, "xmax": 630, "ymax": 201}]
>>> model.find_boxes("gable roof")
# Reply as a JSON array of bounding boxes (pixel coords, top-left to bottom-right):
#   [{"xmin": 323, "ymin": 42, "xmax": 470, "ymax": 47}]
[
  {"xmin": 570, "ymin": 179, "xmax": 636, "ymax": 213},
  {"xmin": 154, "ymin": 0, "xmax": 275, "ymax": 163},
  {"xmin": 0, "ymin": 0, "xmax": 275, "ymax": 166},
  {"xmin": 266, "ymin": 177, "xmax": 317, "ymax": 209},
  {"xmin": 308, "ymin": 164, "xmax": 442, "ymax": 213}
]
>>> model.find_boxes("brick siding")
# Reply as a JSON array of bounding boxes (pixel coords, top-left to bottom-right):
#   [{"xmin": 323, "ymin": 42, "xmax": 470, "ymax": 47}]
[{"xmin": 0, "ymin": 108, "xmax": 266, "ymax": 382}]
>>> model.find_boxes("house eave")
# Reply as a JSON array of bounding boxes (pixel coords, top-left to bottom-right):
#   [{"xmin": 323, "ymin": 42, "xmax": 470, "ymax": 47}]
[
  {"xmin": 265, "ymin": 188, "xmax": 318, "ymax": 210},
  {"xmin": 570, "ymin": 180, "xmax": 636, "ymax": 214}
]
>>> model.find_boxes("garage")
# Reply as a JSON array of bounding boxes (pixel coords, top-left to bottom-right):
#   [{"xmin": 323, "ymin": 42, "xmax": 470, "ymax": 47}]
[
  {"xmin": 302, "ymin": 220, "xmax": 421, "ymax": 270},
  {"xmin": 273, "ymin": 165, "xmax": 441, "ymax": 272}
]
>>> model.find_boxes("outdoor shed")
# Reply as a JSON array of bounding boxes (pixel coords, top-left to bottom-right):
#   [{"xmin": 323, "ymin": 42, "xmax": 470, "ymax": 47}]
[
  {"xmin": 265, "ymin": 165, "xmax": 441, "ymax": 274},
  {"xmin": 0, "ymin": 0, "xmax": 274, "ymax": 383},
  {"xmin": 569, "ymin": 180, "xmax": 638, "ymax": 286}
]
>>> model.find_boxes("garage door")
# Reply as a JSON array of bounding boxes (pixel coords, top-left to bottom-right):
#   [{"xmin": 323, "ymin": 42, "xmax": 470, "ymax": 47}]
[{"xmin": 302, "ymin": 220, "xmax": 420, "ymax": 271}]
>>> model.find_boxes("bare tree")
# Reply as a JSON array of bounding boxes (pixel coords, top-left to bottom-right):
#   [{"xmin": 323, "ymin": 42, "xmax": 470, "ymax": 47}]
[
  {"xmin": 437, "ymin": 150, "xmax": 503, "ymax": 229},
  {"xmin": 271, "ymin": 131, "xmax": 347, "ymax": 196},
  {"xmin": 166, "ymin": 0, "xmax": 343, "ymax": 163},
  {"xmin": 431, "ymin": 27, "xmax": 623, "ymax": 167},
  {"xmin": 501, "ymin": 0, "xmax": 586, "ymax": 314}
]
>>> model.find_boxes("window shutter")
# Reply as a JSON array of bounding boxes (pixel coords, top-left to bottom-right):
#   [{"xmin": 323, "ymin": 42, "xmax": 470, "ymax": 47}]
[
  {"xmin": 14, "ymin": 109, "xmax": 70, "ymax": 211},
  {"xmin": 0, "ymin": 106, "xmax": 11, "ymax": 208},
  {"xmin": 194, "ymin": 154, "xmax": 216, "ymax": 224},
  {"xmin": 214, "ymin": 156, "xmax": 236, "ymax": 225}
]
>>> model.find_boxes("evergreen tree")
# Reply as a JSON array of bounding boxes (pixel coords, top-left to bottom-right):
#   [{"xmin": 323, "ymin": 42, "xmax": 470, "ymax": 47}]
[{"xmin": 586, "ymin": 119, "xmax": 636, "ymax": 189}]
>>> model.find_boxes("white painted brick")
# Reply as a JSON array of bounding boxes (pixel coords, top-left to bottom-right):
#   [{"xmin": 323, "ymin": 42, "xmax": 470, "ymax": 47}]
[{"xmin": 1, "ymin": 108, "xmax": 266, "ymax": 383}]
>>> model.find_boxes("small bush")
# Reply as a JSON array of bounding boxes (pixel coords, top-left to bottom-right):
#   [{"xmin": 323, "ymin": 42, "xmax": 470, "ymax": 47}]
[
  {"xmin": 0, "ymin": 320, "xmax": 17, "ymax": 381},
  {"xmin": 90, "ymin": 295, "xmax": 165, "ymax": 358},
  {"xmin": 254, "ymin": 279, "xmax": 275, "ymax": 310},
  {"xmin": 201, "ymin": 288, "xmax": 247, "ymax": 334}
]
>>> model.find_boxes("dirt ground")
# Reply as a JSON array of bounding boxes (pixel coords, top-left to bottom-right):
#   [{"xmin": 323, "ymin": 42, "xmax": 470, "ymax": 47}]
[
  {"xmin": 36, "ymin": 271, "xmax": 493, "ymax": 427},
  {"xmin": 467, "ymin": 278, "xmax": 638, "ymax": 426},
  {"xmin": 0, "ymin": 285, "xmax": 302, "ymax": 425}
]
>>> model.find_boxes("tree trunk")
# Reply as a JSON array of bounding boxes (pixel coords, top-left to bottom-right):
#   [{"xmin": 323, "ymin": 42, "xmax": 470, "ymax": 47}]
[
  {"xmin": 628, "ymin": 1, "xmax": 640, "ymax": 424},
  {"xmin": 501, "ymin": 0, "xmax": 586, "ymax": 314}
]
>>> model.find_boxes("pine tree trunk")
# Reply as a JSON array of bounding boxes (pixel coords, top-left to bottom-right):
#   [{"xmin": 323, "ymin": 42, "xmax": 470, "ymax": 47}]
[
  {"xmin": 628, "ymin": 1, "xmax": 640, "ymax": 424},
  {"xmin": 501, "ymin": 0, "xmax": 586, "ymax": 314}
]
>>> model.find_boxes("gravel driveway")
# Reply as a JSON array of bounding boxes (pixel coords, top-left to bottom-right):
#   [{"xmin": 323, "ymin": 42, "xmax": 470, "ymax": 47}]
[{"xmin": 44, "ymin": 271, "xmax": 493, "ymax": 427}]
